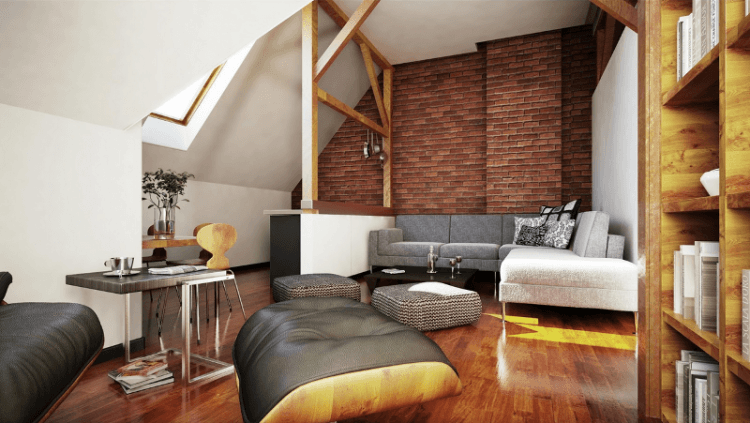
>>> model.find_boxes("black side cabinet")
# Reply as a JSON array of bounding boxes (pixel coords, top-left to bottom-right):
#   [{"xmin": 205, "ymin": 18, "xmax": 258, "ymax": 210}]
[{"xmin": 269, "ymin": 215, "xmax": 301, "ymax": 285}]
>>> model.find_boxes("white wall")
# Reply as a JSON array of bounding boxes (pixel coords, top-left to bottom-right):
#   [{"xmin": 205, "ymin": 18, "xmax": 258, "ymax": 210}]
[
  {"xmin": 592, "ymin": 29, "xmax": 638, "ymax": 263},
  {"xmin": 142, "ymin": 180, "xmax": 290, "ymax": 267},
  {"xmin": 0, "ymin": 103, "xmax": 143, "ymax": 348}
]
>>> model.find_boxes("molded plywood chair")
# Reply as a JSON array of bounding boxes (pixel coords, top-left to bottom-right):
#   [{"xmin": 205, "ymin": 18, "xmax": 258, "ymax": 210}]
[{"xmin": 197, "ymin": 223, "xmax": 246, "ymax": 319}]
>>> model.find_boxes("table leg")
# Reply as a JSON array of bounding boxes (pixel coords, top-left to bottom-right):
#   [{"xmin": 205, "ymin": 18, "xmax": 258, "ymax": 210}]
[
  {"xmin": 182, "ymin": 283, "xmax": 191, "ymax": 384},
  {"xmin": 124, "ymin": 293, "xmax": 131, "ymax": 362}
]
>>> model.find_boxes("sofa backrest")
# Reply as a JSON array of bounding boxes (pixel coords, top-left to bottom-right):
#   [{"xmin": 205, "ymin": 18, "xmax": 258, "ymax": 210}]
[
  {"xmin": 449, "ymin": 215, "xmax": 504, "ymax": 245},
  {"xmin": 501, "ymin": 214, "xmax": 538, "ymax": 245},
  {"xmin": 396, "ymin": 215, "xmax": 451, "ymax": 243},
  {"xmin": 570, "ymin": 211, "xmax": 610, "ymax": 258}
]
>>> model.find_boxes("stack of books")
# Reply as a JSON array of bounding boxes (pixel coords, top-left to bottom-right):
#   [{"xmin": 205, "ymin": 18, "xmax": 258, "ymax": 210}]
[
  {"xmin": 673, "ymin": 241, "xmax": 719, "ymax": 335},
  {"xmin": 676, "ymin": 0, "xmax": 720, "ymax": 81},
  {"xmin": 108, "ymin": 360, "xmax": 174, "ymax": 394},
  {"xmin": 675, "ymin": 350, "xmax": 720, "ymax": 423}
]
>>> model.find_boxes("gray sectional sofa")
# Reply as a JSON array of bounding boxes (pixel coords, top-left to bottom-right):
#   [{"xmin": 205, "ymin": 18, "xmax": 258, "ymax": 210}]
[{"xmin": 368, "ymin": 211, "xmax": 638, "ymax": 315}]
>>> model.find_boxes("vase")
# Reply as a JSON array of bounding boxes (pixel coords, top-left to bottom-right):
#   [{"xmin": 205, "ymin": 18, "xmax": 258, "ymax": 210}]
[{"xmin": 153, "ymin": 206, "xmax": 175, "ymax": 238}]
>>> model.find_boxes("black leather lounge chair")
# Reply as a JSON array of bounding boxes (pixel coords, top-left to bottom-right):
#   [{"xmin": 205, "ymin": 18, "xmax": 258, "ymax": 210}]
[{"xmin": 0, "ymin": 271, "xmax": 104, "ymax": 423}]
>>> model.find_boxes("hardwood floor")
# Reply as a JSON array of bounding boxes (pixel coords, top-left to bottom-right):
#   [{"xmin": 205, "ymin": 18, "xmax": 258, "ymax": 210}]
[{"xmin": 48, "ymin": 266, "xmax": 636, "ymax": 423}]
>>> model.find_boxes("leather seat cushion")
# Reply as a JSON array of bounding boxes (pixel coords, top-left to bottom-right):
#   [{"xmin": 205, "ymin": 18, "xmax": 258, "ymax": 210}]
[
  {"xmin": 232, "ymin": 297, "xmax": 456, "ymax": 423},
  {"xmin": 0, "ymin": 303, "xmax": 104, "ymax": 423}
]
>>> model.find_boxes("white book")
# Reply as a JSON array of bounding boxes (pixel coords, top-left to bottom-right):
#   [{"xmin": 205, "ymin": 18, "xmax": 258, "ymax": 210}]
[
  {"xmin": 707, "ymin": 372, "xmax": 719, "ymax": 423},
  {"xmin": 716, "ymin": 265, "xmax": 720, "ymax": 336},
  {"xmin": 747, "ymin": 0, "xmax": 749, "ymax": 16},
  {"xmin": 693, "ymin": 0, "xmax": 702, "ymax": 65},
  {"xmin": 702, "ymin": 0, "xmax": 709, "ymax": 55},
  {"xmin": 677, "ymin": 18, "xmax": 683, "ymax": 81},
  {"xmin": 695, "ymin": 378, "xmax": 707, "ymax": 423},
  {"xmin": 710, "ymin": 0, "xmax": 718, "ymax": 49},
  {"xmin": 743, "ymin": 269, "xmax": 750, "ymax": 361},
  {"xmin": 686, "ymin": 14, "xmax": 694, "ymax": 75},
  {"xmin": 682, "ymin": 245, "xmax": 697, "ymax": 320},
  {"xmin": 675, "ymin": 250, "xmax": 684, "ymax": 313},
  {"xmin": 695, "ymin": 241, "xmax": 719, "ymax": 331},
  {"xmin": 677, "ymin": 360, "xmax": 688, "ymax": 423}
]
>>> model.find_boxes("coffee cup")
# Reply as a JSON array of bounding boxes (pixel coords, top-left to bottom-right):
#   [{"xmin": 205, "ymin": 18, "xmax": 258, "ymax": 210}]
[{"xmin": 105, "ymin": 257, "xmax": 134, "ymax": 274}]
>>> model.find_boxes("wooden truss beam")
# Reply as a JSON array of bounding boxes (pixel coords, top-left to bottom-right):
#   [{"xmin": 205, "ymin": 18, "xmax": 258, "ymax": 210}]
[
  {"xmin": 318, "ymin": 88, "xmax": 388, "ymax": 137},
  {"xmin": 589, "ymin": 0, "xmax": 637, "ymax": 33},
  {"xmin": 382, "ymin": 68, "xmax": 393, "ymax": 208},
  {"xmin": 318, "ymin": 0, "xmax": 393, "ymax": 72},
  {"xmin": 361, "ymin": 44, "xmax": 388, "ymax": 130},
  {"xmin": 315, "ymin": 0, "xmax": 379, "ymax": 83},
  {"xmin": 302, "ymin": 2, "xmax": 319, "ymax": 204}
]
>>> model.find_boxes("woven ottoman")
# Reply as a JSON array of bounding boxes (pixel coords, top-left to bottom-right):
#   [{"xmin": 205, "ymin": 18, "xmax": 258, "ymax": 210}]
[
  {"xmin": 371, "ymin": 282, "xmax": 482, "ymax": 331},
  {"xmin": 272, "ymin": 273, "xmax": 361, "ymax": 303}
]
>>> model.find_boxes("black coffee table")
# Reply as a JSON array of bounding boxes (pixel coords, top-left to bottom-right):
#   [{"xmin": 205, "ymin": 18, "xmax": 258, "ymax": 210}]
[{"xmin": 365, "ymin": 266, "xmax": 477, "ymax": 291}]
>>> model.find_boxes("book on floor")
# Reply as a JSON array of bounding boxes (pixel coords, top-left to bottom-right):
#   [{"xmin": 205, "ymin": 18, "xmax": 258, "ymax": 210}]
[
  {"xmin": 108, "ymin": 368, "xmax": 174, "ymax": 394},
  {"xmin": 116, "ymin": 359, "xmax": 167, "ymax": 377}
]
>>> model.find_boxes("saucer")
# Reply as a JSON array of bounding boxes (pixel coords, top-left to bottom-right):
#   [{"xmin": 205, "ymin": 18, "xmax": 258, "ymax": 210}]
[{"xmin": 103, "ymin": 270, "xmax": 140, "ymax": 277}]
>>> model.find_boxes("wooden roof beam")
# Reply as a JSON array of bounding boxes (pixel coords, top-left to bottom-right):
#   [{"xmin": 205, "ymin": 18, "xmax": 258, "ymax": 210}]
[
  {"xmin": 589, "ymin": 0, "xmax": 637, "ymax": 33},
  {"xmin": 315, "ymin": 0, "xmax": 379, "ymax": 83},
  {"xmin": 318, "ymin": 87, "xmax": 387, "ymax": 137},
  {"xmin": 318, "ymin": 0, "xmax": 393, "ymax": 72},
  {"xmin": 360, "ymin": 44, "xmax": 388, "ymax": 129}
]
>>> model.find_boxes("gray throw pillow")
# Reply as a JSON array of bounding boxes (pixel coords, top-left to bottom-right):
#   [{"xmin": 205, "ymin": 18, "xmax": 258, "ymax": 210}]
[
  {"xmin": 516, "ymin": 225, "xmax": 549, "ymax": 246},
  {"xmin": 543, "ymin": 219, "xmax": 576, "ymax": 249},
  {"xmin": 513, "ymin": 216, "xmax": 545, "ymax": 244}
]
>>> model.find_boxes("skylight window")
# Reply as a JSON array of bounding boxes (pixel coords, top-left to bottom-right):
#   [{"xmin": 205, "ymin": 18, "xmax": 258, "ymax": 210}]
[{"xmin": 150, "ymin": 64, "xmax": 224, "ymax": 126}]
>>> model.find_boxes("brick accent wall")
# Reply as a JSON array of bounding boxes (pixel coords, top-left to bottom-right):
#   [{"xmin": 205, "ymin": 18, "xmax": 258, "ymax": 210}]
[{"xmin": 293, "ymin": 26, "xmax": 595, "ymax": 215}]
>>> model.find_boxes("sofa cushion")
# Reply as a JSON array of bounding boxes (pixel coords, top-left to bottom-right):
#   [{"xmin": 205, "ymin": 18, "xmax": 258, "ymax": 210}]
[
  {"xmin": 501, "ymin": 214, "xmax": 538, "ymax": 245},
  {"xmin": 377, "ymin": 228, "xmax": 404, "ymax": 254},
  {"xmin": 396, "ymin": 215, "xmax": 450, "ymax": 243},
  {"xmin": 516, "ymin": 225, "xmax": 548, "ymax": 246},
  {"xmin": 542, "ymin": 219, "xmax": 576, "ymax": 249},
  {"xmin": 500, "ymin": 248, "xmax": 638, "ymax": 291},
  {"xmin": 539, "ymin": 199, "xmax": 581, "ymax": 224},
  {"xmin": 512, "ymin": 216, "xmax": 545, "ymax": 244},
  {"xmin": 570, "ymin": 211, "xmax": 610, "ymax": 258},
  {"xmin": 380, "ymin": 242, "xmax": 444, "ymax": 258},
  {"xmin": 498, "ymin": 244, "xmax": 553, "ymax": 261},
  {"xmin": 448, "ymin": 215, "xmax": 503, "ymax": 245},
  {"xmin": 439, "ymin": 243, "xmax": 500, "ymax": 260}
]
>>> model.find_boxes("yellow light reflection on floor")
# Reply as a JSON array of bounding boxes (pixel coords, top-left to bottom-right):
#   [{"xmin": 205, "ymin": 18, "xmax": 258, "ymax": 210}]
[
  {"xmin": 485, "ymin": 313, "xmax": 636, "ymax": 351},
  {"xmin": 485, "ymin": 313, "xmax": 538, "ymax": 325}
]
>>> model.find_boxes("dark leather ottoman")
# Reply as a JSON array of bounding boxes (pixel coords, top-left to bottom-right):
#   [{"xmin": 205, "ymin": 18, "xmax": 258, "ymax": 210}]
[
  {"xmin": 0, "ymin": 272, "xmax": 104, "ymax": 423},
  {"xmin": 232, "ymin": 297, "xmax": 462, "ymax": 423}
]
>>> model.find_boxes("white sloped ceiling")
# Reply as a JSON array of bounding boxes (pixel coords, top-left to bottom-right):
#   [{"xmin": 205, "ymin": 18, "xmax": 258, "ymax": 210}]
[
  {"xmin": 0, "ymin": 1, "xmax": 308, "ymax": 129},
  {"xmin": 142, "ymin": 9, "xmax": 376, "ymax": 193}
]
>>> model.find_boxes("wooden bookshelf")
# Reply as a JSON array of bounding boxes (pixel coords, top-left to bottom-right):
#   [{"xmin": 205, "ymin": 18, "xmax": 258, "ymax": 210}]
[
  {"xmin": 662, "ymin": 196, "xmax": 719, "ymax": 213},
  {"xmin": 656, "ymin": 0, "xmax": 750, "ymax": 422}
]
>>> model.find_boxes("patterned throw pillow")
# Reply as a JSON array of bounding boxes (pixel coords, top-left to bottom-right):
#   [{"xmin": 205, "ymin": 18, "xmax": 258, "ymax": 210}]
[
  {"xmin": 513, "ymin": 216, "xmax": 546, "ymax": 244},
  {"xmin": 539, "ymin": 199, "xmax": 582, "ymax": 224},
  {"xmin": 516, "ymin": 225, "xmax": 549, "ymax": 246},
  {"xmin": 542, "ymin": 219, "xmax": 576, "ymax": 249}
]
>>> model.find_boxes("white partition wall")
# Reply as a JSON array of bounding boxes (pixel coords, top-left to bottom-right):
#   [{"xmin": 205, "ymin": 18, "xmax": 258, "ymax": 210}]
[{"xmin": 300, "ymin": 215, "xmax": 395, "ymax": 276}]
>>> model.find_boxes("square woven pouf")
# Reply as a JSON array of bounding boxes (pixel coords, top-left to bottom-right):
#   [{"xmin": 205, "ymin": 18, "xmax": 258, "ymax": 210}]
[
  {"xmin": 371, "ymin": 282, "xmax": 482, "ymax": 331},
  {"xmin": 272, "ymin": 273, "xmax": 361, "ymax": 303}
]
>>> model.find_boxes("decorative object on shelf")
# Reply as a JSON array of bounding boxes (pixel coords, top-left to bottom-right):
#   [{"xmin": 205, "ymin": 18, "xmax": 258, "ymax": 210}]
[
  {"xmin": 427, "ymin": 245, "xmax": 438, "ymax": 274},
  {"xmin": 700, "ymin": 168, "xmax": 719, "ymax": 196},
  {"xmin": 142, "ymin": 169, "xmax": 194, "ymax": 237},
  {"xmin": 363, "ymin": 129, "xmax": 386, "ymax": 167},
  {"xmin": 455, "ymin": 256, "xmax": 462, "ymax": 274},
  {"xmin": 449, "ymin": 259, "xmax": 457, "ymax": 278}
]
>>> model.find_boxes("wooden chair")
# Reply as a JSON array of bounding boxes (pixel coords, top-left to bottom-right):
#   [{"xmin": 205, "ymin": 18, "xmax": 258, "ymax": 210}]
[
  {"xmin": 166, "ymin": 223, "xmax": 234, "ymax": 322},
  {"xmin": 197, "ymin": 223, "xmax": 246, "ymax": 319}
]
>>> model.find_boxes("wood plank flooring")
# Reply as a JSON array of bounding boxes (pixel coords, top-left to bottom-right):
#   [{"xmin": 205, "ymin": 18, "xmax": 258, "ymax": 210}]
[{"xmin": 48, "ymin": 266, "xmax": 636, "ymax": 423}]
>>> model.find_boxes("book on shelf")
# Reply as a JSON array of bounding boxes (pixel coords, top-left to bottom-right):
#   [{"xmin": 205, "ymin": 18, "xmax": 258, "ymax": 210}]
[
  {"xmin": 700, "ymin": 0, "xmax": 708, "ymax": 59},
  {"xmin": 709, "ymin": 0, "xmax": 718, "ymax": 49},
  {"xmin": 679, "ymin": 350, "xmax": 717, "ymax": 423},
  {"xmin": 743, "ymin": 269, "xmax": 750, "ymax": 361},
  {"xmin": 108, "ymin": 368, "xmax": 174, "ymax": 394},
  {"xmin": 694, "ymin": 377, "xmax": 707, "ymax": 423},
  {"xmin": 694, "ymin": 241, "xmax": 719, "ymax": 333},
  {"xmin": 747, "ymin": 0, "xmax": 749, "ymax": 16},
  {"xmin": 676, "ymin": 359, "xmax": 688, "ymax": 423},
  {"xmin": 707, "ymin": 371, "xmax": 719, "ymax": 423},
  {"xmin": 692, "ymin": 0, "xmax": 701, "ymax": 67},
  {"xmin": 675, "ymin": 249, "xmax": 684, "ymax": 313},
  {"xmin": 677, "ymin": 14, "xmax": 693, "ymax": 80},
  {"xmin": 681, "ymin": 245, "xmax": 697, "ymax": 320},
  {"xmin": 147, "ymin": 265, "xmax": 212, "ymax": 275}
]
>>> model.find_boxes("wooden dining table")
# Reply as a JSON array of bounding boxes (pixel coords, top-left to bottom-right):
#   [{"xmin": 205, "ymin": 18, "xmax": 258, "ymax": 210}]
[{"xmin": 142, "ymin": 236, "xmax": 198, "ymax": 249}]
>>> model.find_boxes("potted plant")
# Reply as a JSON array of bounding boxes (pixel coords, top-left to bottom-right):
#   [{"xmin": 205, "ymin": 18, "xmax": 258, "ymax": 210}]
[{"xmin": 142, "ymin": 169, "xmax": 194, "ymax": 237}]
